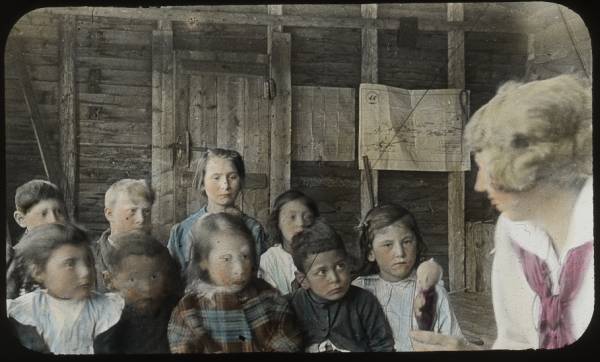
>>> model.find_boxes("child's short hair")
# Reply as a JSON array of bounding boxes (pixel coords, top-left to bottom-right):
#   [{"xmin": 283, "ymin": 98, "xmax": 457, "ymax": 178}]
[
  {"xmin": 187, "ymin": 212, "xmax": 255, "ymax": 284},
  {"xmin": 106, "ymin": 230, "xmax": 181, "ymax": 292},
  {"xmin": 14, "ymin": 223, "xmax": 92, "ymax": 281},
  {"xmin": 267, "ymin": 190, "xmax": 320, "ymax": 247},
  {"xmin": 192, "ymin": 148, "xmax": 246, "ymax": 196},
  {"xmin": 15, "ymin": 180, "xmax": 65, "ymax": 214},
  {"xmin": 290, "ymin": 219, "xmax": 346, "ymax": 273},
  {"xmin": 357, "ymin": 204, "xmax": 427, "ymax": 276},
  {"xmin": 104, "ymin": 179, "xmax": 155, "ymax": 209}
]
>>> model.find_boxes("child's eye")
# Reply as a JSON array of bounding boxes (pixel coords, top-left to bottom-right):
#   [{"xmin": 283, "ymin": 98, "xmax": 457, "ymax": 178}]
[
  {"xmin": 336, "ymin": 263, "xmax": 346, "ymax": 270},
  {"xmin": 129, "ymin": 277, "xmax": 136, "ymax": 283},
  {"xmin": 228, "ymin": 174, "xmax": 238, "ymax": 180},
  {"xmin": 316, "ymin": 269, "xmax": 327, "ymax": 276},
  {"xmin": 64, "ymin": 260, "xmax": 75, "ymax": 268},
  {"xmin": 403, "ymin": 239, "xmax": 414, "ymax": 245}
]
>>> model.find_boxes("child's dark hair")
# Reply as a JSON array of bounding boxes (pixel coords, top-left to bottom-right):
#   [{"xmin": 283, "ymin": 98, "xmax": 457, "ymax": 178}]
[
  {"xmin": 266, "ymin": 189, "xmax": 320, "ymax": 247},
  {"xmin": 186, "ymin": 212, "xmax": 256, "ymax": 284},
  {"xmin": 192, "ymin": 148, "xmax": 246, "ymax": 196},
  {"xmin": 15, "ymin": 180, "xmax": 65, "ymax": 214},
  {"xmin": 106, "ymin": 230, "xmax": 182, "ymax": 295},
  {"xmin": 357, "ymin": 204, "xmax": 427, "ymax": 276},
  {"xmin": 14, "ymin": 223, "xmax": 92, "ymax": 284},
  {"xmin": 290, "ymin": 219, "xmax": 346, "ymax": 273}
]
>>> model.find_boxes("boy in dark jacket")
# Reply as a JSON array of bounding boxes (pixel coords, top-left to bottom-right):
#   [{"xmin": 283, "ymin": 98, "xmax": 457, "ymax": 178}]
[{"xmin": 287, "ymin": 219, "xmax": 395, "ymax": 352}]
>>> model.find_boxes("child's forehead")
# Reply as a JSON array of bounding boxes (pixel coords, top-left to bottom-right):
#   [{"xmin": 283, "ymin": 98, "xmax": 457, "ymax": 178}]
[
  {"xmin": 305, "ymin": 249, "xmax": 346, "ymax": 269},
  {"xmin": 116, "ymin": 254, "xmax": 165, "ymax": 271},
  {"xmin": 28, "ymin": 198, "xmax": 65, "ymax": 210},
  {"xmin": 209, "ymin": 232, "xmax": 252, "ymax": 251},
  {"xmin": 115, "ymin": 189, "xmax": 150, "ymax": 205}
]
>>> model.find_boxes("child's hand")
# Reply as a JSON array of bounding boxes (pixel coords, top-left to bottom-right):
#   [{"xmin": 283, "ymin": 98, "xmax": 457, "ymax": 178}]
[{"xmin": 409, "ymin": 330, "xmax": 480, "ymax": 351}]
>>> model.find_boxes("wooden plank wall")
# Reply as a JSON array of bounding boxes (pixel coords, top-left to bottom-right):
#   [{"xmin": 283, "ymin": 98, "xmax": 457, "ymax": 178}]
[
  {"xmin": 75, "ymin": 15, "xmax": 155, "ymax": 238},
  {"xmin": 5, "ymin": 11, "xmax": 61, "ymax": 241},
  {"xmin": 464, "ymin": 31, "xmax": 528, "ymax": 224},
  {"xmin": 5, "ymin": 3, "xmax": 534, "ymax": 254},
  {"xmin": 526, "ymin": 3, "xmax": 591, "ymax": 79}
]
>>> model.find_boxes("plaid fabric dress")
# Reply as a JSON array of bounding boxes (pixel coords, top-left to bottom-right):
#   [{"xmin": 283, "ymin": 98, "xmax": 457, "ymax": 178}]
[{"xmin": 168, "ymin": 278, "xmax": 302, "ymax": 353}]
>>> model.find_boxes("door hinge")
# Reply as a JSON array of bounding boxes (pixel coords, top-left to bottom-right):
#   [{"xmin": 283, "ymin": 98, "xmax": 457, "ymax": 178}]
[{"xmin": 263, "ymin": 78, "xmax": 276, "ymax": 99}]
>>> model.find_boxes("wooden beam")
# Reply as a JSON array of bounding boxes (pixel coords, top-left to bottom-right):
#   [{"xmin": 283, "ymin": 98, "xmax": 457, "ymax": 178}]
[
  {"xmin": 269, "ymin": 31, "xmax": 292, "ymax": 207},
  {"xmin": 447, "ymin": 3, "xmax": 466, "ymax": 293},
  {"xmin": 41, "ymin": 7, "xmax": 531, "ymax": 34},
  {"xmin": 13, "ymin": 40, "xmax": 64, "ymax": 188},
  {"xmin": 58, "ymin": 15, "xmax": 78, "ymax": 220},
  {"xmin": 151, "ymin": 21, "xmax": 176, "ymax": 242},
  {"xmin": 360, "ymin": 4, "xmax": 378, "ymax": 219}
]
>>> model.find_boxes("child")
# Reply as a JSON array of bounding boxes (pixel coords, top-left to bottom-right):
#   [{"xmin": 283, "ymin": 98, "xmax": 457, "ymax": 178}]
[
  {"xmin": 167, "ymin": 148, "xmax": 268, "ymax": 278},
  {"xmin": 94, "ymin": 230, "xmax": 182, "ymax": 354},
  {"xmin": 93, "ymin": 178, "xmax": 155, "ymax": 292},
  {"xmin": 288, "ymin": 219, "xmax": 395, "ymax": 352},
  {"xmin": 167, "ymin": 212, "xmax": 301, "ymax": 353},
  {"xmin": 259, "ymin": 190, "xmax": 319, "ymax": 294},
  {"xmin": 6, "ymin": 223, "xmax": 124, "ymax": 354},
  {"xmin": 353, "ymin": 204, "xmax": 463, "ymax": 351},
  {"xmin": 6, "ymin": 180, "xmax": 68, "ymax": 299}
]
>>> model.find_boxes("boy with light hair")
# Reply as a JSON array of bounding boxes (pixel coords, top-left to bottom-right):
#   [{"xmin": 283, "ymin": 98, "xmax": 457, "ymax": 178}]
[{"xmin": 92, "ymin": 178, "xmax": 155, "ymax": 292}]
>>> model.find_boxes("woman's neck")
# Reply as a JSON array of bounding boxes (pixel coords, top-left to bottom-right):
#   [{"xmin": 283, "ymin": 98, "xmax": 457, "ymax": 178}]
[{"xmin": 531, "ymin": 183, "xmax": 581, "ymax": 257}]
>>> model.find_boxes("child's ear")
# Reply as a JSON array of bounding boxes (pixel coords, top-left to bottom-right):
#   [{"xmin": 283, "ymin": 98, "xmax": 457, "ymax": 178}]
[
  {"xmin": 294, "ymin": 271, "xmax": 310, "ymax": 290},
  {"xmin": 31, "ymin": 264, "xmax": 45, "ymax": 284},
  {"xmin": 367, "ymin": 249, "xmax": 376, "ymax": 262},
  {"xmin": 102, "ymin": 270, "xmax": 114, "ymax": 290},
  {"xmin": 104, "ymin": 207, "xmax": 113, "ymax": 222},
  {"xmin": 13, "ymin": 211, "xmax": 27, "ymax": 228}
]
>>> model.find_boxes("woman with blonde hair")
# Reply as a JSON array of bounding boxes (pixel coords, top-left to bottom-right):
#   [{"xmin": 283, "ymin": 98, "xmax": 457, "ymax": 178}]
[{"xmin": 411, "ymin": 74, "xmax": 593, "ymax": 350}]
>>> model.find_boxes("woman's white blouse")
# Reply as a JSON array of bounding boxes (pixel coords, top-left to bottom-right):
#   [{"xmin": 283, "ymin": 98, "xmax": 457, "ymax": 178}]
[
  {"xmin": 491, "ymin": 177, "xmax": 594, "ymax": 349},
  {"xmin": 353, "ymin": 272, "xmax": 463, "ymax": 351}
]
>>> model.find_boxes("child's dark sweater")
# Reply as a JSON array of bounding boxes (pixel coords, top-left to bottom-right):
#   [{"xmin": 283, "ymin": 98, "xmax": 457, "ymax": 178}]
[
  {"xmin": 287, "ymin": 285, "xmax": 395, "ymax": 352},
  {"xmin": 94, "ymin": 294, "xmax": 179, "ymax": 354}
]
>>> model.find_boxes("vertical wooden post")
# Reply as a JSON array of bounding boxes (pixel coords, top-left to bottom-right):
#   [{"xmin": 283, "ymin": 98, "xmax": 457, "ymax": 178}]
[
  {"xmin": 268, "ymin": 5, "xmax": 292, "ymax": 206},
  {"xmin": 59, "ymin": 15, "xmax": 78, "ymax": 220},
  {"xmin": 152, "ymin": 21, "xmax": 176, "ymax": 242},
  {"xmin": 360, "ymin": 4, "xmax": 378, "ymax": 218},
  {"xmin": 447, "ymin": 3, "xmax": 466, "ymax": 292}
]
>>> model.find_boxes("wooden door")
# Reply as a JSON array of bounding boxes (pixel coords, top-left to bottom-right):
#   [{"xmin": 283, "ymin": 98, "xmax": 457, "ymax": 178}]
[
  {"xmin": 152, "ymin": 29, "xmax": 290, "ymax": 242},
  {"xmin": 173, "ymin": 51, "xmax": 271, "ymax": 226}
]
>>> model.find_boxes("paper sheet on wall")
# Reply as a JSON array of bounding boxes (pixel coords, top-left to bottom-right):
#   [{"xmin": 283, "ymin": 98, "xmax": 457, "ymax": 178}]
[{"xmin": 359, "ymin": 83, "xmax": 471, "ymax": 172}]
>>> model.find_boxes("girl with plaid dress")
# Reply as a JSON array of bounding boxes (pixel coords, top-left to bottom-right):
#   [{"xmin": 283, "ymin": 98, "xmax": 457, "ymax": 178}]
[{"xmin": 167, "ymin": 212, "xmax": 302, "ymax": 353}]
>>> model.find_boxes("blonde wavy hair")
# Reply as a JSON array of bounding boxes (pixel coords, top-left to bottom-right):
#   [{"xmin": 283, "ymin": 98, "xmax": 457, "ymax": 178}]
[{"xmin": 464, "ymin": 74, "xmax": 592, "ymax": 192}]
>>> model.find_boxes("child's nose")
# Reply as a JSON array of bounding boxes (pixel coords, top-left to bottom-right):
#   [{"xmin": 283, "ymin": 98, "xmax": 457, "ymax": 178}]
[
  {"xmin": 46, "ymin": 211, "xmax": 59, "ymax": 223},
  {"xmin": 220, "ymin": 178, "xmax": 230, "ymax": 190},
  {"xmin": 136, "ymin": 279, "xmax": 152, "ymax": 294},
  {"xmin": 393, "ymin": 242, "xmax": 405, "ymax": 258},
  {"xmin": 134, "ymin": 209, "xmax": 145, "ymax": 224},
  {"xmin": 328, "ymin": 270, "xmax": 340, "ymax": 283},
  {"xmin": 77, "ymin": 264, "xmax": 91, "ymax": 281}
]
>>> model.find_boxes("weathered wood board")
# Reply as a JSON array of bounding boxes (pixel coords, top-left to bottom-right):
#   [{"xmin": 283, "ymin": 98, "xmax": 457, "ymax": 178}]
[{"xmin": 291, "ymin": 86, "xmax": 355, "ymax": 162}]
